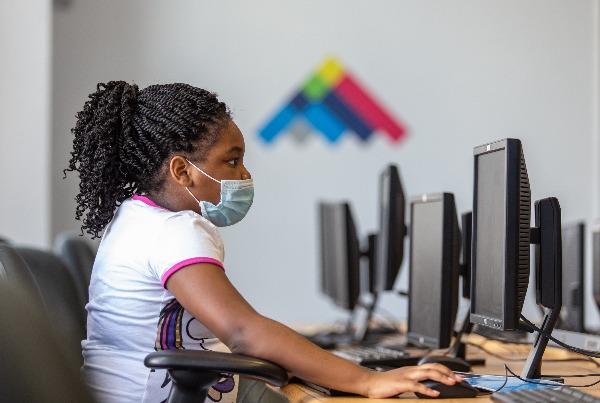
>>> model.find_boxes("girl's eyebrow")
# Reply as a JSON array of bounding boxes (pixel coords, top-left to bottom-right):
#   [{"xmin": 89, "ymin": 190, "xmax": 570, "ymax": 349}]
[{"xmin": 227, "ymin": 146, "xmax": 244, "ymax": 154}]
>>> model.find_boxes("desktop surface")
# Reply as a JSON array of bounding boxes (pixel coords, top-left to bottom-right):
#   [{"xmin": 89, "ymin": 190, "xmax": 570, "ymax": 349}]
[{"xmin": 276, "ymin": 333, "xmax": 600, "ymax": 402}]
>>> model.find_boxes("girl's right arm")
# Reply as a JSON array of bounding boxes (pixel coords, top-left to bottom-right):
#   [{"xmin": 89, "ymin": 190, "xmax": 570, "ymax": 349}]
[{"xmin": 166, "ymin": 263, "xmax": 463, "ymax": 398}]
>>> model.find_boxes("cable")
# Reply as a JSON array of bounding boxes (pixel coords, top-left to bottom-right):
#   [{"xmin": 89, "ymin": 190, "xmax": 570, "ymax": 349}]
[
  {"xmin": 468, "ymin": 364, "xmax": 600, "ymax": 396},
  {"xmin": 543, "ymin": 373, "xmax": 600, "ymax": 379},
  {"xmin": 543, "ymin": 357, "xmax": 600, "ymax": 368},
  {"xmin": 503, "ymin": 364, "xmax": 600, "ymax": 389},
  {"xmin": 465, "ymin": 341, "xmax": 600, "ymax": 370},
  {"xmin": 486, "ymin": 366, "xmax": 510, "ymax": 394},
  {"xmin": 520, "ymin": 314, "xmax": 600, "ymax": 359}
]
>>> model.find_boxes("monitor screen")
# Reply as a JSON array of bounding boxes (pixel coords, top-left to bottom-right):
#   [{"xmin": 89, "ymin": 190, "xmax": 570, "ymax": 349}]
[
  {"xmin": 374, "ymin": 164, "xmax": 407, "ymax": 292},
  {"xmin": 558, "ymin": 221, "xmax": 585, "ymax": 332},
  {"xmin": 407, "ymin": 193, "xmax": 461, "ymax": 349},
  {"xmin": 470, "ymin": 138, "xmax": 531, "ymax": 331},
  {"xmin": 319, "ymin": 202, "xmax": 361, "ymax": 310}
]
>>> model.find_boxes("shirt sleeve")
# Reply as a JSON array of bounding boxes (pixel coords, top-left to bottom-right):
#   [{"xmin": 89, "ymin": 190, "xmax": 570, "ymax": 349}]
[{"xmin": 147, "ymin": 212, "xmax": 225, "ymax": 288}]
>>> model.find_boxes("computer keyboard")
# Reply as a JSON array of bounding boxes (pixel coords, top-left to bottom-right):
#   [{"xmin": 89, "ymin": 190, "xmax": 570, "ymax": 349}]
[
  {"xmin": 330, "ymin": 345, "xmax": 420, "ymax": 367},
  {"xmin": 491, "ymin": 386, "xmax": 600, "ymax": 403}
]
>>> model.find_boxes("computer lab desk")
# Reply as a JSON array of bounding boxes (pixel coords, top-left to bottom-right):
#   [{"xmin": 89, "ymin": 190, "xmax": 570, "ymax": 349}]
[{"xmin": 272, "ymin": 333, "xmax": 600, "ymax": 402}]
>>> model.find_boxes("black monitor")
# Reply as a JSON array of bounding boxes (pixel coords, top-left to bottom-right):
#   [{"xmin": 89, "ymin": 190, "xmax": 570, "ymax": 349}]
[
  {"xmin": 460, "ymin": 212, "xmax": 473, "ymax": 300},
  {"xmin": 593, "ymin": 224, "xmax": 600, "ymax": 313},
  {"xmin": 407, "ymin": 192, "xmax": 461, "ymax": 349},
  {"xmin": 471, "ymin": 138, "xmax": 532, "ymax": 331},
  {"xmin": 374, "ymin": 164, "xmax": 408, "ymax": 292},
  {"xmin": 319, "ymin": 202, "xmax": 361, "ymax": 311},
  {"xmin": 471, "ymin": 138, "xmax": 562, "ymax": 379},
  {"xmin": 558, "ymin": 221, "xmax": 585, "ymax": 332}
]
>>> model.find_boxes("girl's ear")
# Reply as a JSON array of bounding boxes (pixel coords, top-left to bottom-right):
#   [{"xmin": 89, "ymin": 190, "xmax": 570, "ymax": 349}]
[{"xmin": 169, "ymin": 156, "xmax": 194, "ymax": 186}]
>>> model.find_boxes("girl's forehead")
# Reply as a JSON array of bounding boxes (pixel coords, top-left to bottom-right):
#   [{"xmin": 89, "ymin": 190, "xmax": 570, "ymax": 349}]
[{"xmin": 214, "ymin": 121, "xmax": 245, "ymax": 149}]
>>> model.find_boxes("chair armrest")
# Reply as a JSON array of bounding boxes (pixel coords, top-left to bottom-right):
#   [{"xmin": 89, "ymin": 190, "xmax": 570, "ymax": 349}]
[{"xmin": 145, "ymin": 350, "xmax": 289, "ymax": 387}]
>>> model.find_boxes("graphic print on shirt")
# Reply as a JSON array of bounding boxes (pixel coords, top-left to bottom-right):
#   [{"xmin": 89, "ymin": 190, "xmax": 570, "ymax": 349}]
[{"xmin": 155, "ymin": 298, "xmax": 236, "ymax": 401}]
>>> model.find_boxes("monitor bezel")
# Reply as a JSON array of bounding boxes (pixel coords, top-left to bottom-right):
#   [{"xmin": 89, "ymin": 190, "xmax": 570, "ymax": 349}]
[{"xmin": 406, "ymin": 192, "xmax": 460, "ymax": 349}]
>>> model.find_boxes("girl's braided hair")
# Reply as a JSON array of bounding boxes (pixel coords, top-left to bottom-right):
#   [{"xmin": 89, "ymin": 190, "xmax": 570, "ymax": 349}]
[{"xmin": 65, "ymin": 81, "xmax": 231, "ymax": 238}]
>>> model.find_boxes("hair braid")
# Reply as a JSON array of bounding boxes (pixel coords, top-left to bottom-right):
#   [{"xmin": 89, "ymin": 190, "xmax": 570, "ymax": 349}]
[{"xmin": 65, "ymin": 81, "xmax": 231, "ymax": 238}]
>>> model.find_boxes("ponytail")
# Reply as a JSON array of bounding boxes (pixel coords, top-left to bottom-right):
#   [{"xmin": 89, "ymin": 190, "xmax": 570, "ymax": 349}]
[{"xmin": 65, "ymin": 81, "xmax": 230, "ymax": 238}]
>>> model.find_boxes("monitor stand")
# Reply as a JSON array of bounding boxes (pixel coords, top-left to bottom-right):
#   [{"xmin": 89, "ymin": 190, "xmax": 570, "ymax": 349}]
[
  {"xmin": 519, "ymin": 197, "xmax": 562, "ymax": 380},
  {"xmin": 520, "ymin": 306, "xmax": 561, "ymax": 379},
  {"xmin": 304, "ymin": 293, "xmax": 380, "ymax": 349},
  {"xmin": 351, "ymin": 292, "xmax": 399, "ymax": 345}
]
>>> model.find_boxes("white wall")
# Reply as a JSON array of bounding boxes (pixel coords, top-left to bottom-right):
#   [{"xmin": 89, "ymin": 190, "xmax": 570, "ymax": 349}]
[
  {"xmin": 45, "ymin": 0, "xmax": 600, "ymax": 329},
  {"xmin": 0, "ymin": 0, "xmax": 52, "ymax": 247}
]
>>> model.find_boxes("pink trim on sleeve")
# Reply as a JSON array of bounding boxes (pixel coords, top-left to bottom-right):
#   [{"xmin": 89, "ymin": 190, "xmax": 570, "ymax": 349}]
[{"xmin": 161, "ymin": 257, "xmax": 225, "ymax": 288}]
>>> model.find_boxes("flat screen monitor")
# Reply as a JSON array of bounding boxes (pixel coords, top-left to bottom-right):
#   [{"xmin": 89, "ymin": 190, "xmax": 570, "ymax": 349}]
[
  {"xmin": 470, "ymin": 138, "xmax": 531, "ymax": 331},
  {"xmin": 461, "ymin": 212, "xmax": 473, "ymax": 300},
  {"xmin": 558, "ymin": 221, "xmax": 585, "ymax": 332},
  {"xmin": 407, "ymin": 192, "xmax": 461, "ymax": 349},
  {"xmin": 319, "ymin": 202, "xmax": 361, "ymax": 311},
  {"xmin": 374, "ymin": 164, "xmax": 407, "ymax": 292},
  {"xmin": 593, "ymin": 224, "xmax": 600, "ymax": 312}
]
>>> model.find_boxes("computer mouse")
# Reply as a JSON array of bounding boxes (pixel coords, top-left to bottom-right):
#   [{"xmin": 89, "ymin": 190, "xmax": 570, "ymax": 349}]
[
  {"xmin": 417, "ymin": 355, "xmax": 472, "ymax": 372},
  {"xmin": 415, "ymin": 380, "xmax": 479, "ymax": 399}
]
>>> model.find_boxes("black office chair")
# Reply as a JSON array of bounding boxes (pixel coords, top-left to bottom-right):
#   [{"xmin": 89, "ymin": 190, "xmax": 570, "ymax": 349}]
[
  {"xmin": 0, "ymin": 246, "xmax": 96, "ymax": 403},
  {"xmin": 14, "ymin": 246, "xmax": 87, "ymax": 364},
  {"xmin": 54, "ymin": 230, "xmax": 96, "ymax": 308},
  {"xmin": 0, "ymin": 243, "xmax": 46, "ymax": 310},
  {"xmin": 145, "ymin": 350, "xmax": 289, "ymax": 402}
]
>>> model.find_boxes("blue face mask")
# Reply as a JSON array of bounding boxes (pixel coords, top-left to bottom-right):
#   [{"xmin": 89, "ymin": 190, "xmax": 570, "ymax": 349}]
[{"xmin": 185, "ymin": 160, "xmax": 254, "ymax": 227}]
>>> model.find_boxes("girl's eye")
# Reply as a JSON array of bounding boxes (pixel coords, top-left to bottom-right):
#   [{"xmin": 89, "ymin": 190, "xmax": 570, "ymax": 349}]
[{"xmin": 228, "ymin": 158, "xmax": 239, "ymax": 166}]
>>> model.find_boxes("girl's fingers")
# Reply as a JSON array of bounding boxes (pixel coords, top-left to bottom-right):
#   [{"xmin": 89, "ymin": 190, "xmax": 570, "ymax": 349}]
[{"xmin": 405, "ymin": 363, "xmax": 463, "ymax": 383}]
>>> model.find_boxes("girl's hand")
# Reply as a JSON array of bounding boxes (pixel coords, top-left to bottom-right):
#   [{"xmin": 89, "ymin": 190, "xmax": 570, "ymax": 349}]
[{"xmin": 364, "ymin": 363, "xmax": 464, "ymax": 398}]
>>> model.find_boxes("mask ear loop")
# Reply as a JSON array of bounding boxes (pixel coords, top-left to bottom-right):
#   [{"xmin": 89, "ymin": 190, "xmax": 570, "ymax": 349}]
[
  {"xmin": 185, "ymin": 187, "xmax": 200, "ymax": 203},
  {"xmin": 186, "ymin": 159, "xmax": 221, "ymax": 184},
  {"xmin": 185, "ymin": 187, "xmax": 211, "ymax": 219}
]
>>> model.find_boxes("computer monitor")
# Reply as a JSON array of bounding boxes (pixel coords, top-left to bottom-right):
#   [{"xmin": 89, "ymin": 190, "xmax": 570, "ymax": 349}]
[
  {"xmin": 374, "ymin": 164, "xmax": 408, "ymax": 292},
  {"xmin": 558, "ymin": 221, "xmax": 585, "ymax": 332},
  {"xmin": 406, "ymin": 192, "xmax": 461, "ymax": 349},
  {"xmin": 593, "ymin": 224, "xmax": 600, "ymax": 313},
  {"xmin": 319, "ymin": 202, "xmax": 361, "ymax": 311},
  {"xmin": 471, "ymin": 138, "xmax": 532, "ymax": 331},
  {"xmin": 471, "ymin": 138, "xmax": 562, "ymax": 379},
  {"xmin": 460, "ymin": 212, "xmax": 472, "ymax": 300}
]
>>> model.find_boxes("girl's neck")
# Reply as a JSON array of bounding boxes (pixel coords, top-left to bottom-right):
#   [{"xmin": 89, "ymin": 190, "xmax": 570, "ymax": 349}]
[{"xmin": 145, "ymin": 190, "xmax": 198, "ymax": 214}]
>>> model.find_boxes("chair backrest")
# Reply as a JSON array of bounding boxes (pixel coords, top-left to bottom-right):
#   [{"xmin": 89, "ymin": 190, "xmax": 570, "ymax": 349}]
[
  {"xmin": 0, "ymin": 244, "xmax": 46, "ymax": 310},
  {"xmin": 54, "ymin": 231, "xmax": 97, "ymax": 308},
  {"xmin": 14, "ymin": 246, "xmax": 87, "ymax": 363},
  {"xmin": 0, "ymin": 282, "xmax": 95, "ymax": 402}
]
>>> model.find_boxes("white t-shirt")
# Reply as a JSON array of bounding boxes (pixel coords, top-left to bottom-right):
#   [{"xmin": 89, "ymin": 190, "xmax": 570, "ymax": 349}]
[{"xmin": 82, "ymin": 195, "xmax": 238, "ymax": 403}]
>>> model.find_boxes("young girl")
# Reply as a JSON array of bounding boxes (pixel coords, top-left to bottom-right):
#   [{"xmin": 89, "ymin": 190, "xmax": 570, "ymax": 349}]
[{"xmin": 67, "ymin": 81, "xmax": 463, "ymax": 402}]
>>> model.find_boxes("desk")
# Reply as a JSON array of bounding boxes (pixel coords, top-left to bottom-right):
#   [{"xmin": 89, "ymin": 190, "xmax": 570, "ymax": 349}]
[{"xmin": 274, "ymin": 334, "xmax": 600, "ymax": 402}]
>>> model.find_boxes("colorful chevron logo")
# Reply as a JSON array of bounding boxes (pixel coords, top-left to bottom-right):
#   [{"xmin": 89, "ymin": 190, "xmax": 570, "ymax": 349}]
[{"xmin": 259, "ymin": 57, "xmax": 408, "ymax": 144}]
